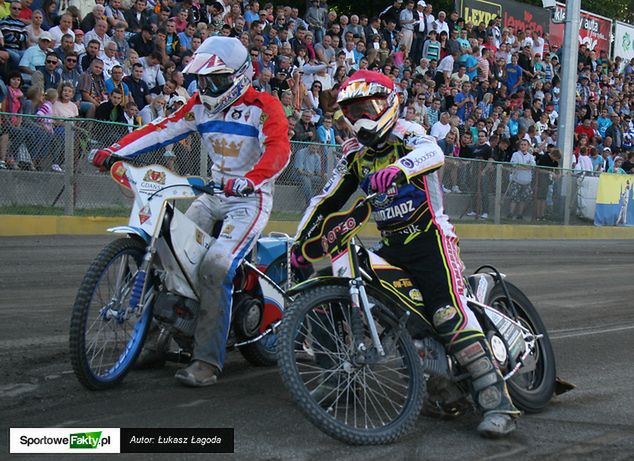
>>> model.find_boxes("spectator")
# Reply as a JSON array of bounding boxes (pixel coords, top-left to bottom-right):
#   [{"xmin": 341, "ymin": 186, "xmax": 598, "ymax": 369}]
[
  {"xmin": 31, "ymin": 50, "xmax": 60, "ymax": 90},
  {"xmin": 24, "ymin": 8, "xmax": 43, "ymax": 45},
  {"xmin": 99, "ymin": 41, "xmax": 121, "ymax": 79},
  {"xmin": 138, "ymin": 93, "xmax": 165, "ymax": 124},
  {"xmin": 1, "ymin": 1, "xmax": 29, "ymax": 66},
  {"xmin": 95, "ymin": 87, "xmax": 126, "ymax": 123},
  {"xmin": 508, "ymin": 139, "xmax": 536, "ymax": 220},
  {"xmin": 84, "ymin": 19, "xmax": 108, "ymax": 51},
  {"xmin": 53, "ymin": 32, "xmax": 74, "ymax": 61},
  {"xmin": 105, "ymin": 64, "xmax": 129, "ymax": 103},
  {"xmin": 124, "ymin": 62, "xmax": 151, "ymax": 109},
  {"xmin": 18, "ymin": 30, "xmax": 51, "ymax": 75},
  {"xmin": 430, "ymin": 111, "xmax": 450, "ymax": 140},
  {"xmin": 294, "ymin": 143, "xmax": 322, "ymax": 206},
  {"xmin": 79, "ymin": 39, "xmax": 100, "ymax": 72},
  {"xmin": 48, "ymin": 12, "xmax": 73, "ymax": 47},
  {"xmin": 79, "ymin": 58, "xmax": 107, "ymax": 118},
  {"xmin": 126, "ymin": 0, "xmax": 152, "ymax": 34},
  {"xmin": 293, "ymin": 109, "xmax": 316, "ymax": 142},
  {"xmin": 139, "ymin": 51, "xmax": 164, "ymax": 90}
]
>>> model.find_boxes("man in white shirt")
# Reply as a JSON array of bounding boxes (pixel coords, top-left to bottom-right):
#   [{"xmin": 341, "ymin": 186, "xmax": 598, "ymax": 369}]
[
  {"xmin": 433, "ymin": 11, "xmax": 449, "ymax": 36},
  {"xmin": 430, "ymin": 111, "xmax": 451, "ymax": 140},
  {"xmin": 139, "ymin": 52, "xmax": 165, "ymax": 90},
  {"xmin": 84, "ymin": 19, "xmax": 108, "ymax": 50},
  {"xmin": 423, "ymin": 3, "xmax": 435, "ymax": 35},
  {"xmin": 530, "ymin": 30, "xmax": 544, "ymax": 58},
  {"xmin": 48, "ymin": 13, "xmax": 74, "ymax": 47},
  {"xmin": 436, "ymin": 50, "xmax": 458, "ymax": 84},
  {"xmin": 399, "ymin": 0, "xmax": 415, "ymax": 57},
  {"xmin": 99, "ymin": 41, "xmax": 121, "ymax": 79}
]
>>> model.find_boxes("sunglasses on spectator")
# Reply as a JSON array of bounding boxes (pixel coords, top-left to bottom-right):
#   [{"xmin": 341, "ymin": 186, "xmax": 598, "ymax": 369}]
[
  {"xmin": 46, "ymin": 60, "xmax": 58, "ymax": 64},
  {"xmin": 66, "ymin": 58, "xmax": 77, "ymax": 62},
  {"xmin": 264, "ymin": 52, "xmax": 273, "ymax": 56},
  {"xmin": 11, "ymin": 6, "xmax": 22, "ymax": 10}
]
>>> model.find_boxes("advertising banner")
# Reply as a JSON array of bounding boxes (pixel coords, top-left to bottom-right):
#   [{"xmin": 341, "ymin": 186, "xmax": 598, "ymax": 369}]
[
  {"xmin": 594, "ymin": 174, "xmax": 634, "ymax": 227},
  {"xmin": 549, "ymin": 4, "xmax": 612, "ymax": 54},
  {"xmin": 457, "ymin": 0, "xmax": 550, "ymax": 36},
  {"xmin": 613, "ymin": 21, "xmax": 634, "ymax": 61}
]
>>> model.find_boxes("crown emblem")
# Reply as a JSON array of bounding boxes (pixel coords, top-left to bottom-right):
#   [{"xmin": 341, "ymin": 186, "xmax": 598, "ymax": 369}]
[{"xmin": 212, "ymin": 139, "xmax": 243, "ymax": 158}]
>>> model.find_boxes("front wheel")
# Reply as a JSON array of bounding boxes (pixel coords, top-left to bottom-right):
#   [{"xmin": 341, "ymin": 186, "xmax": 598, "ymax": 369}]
[
  {"xmin": 277, "ymin": 284, "xmax": 424, "ymax": 445},
  {"xmin": 69, "ymin": 237, "xmax": 154, "ymax": 390},
  {"xmin": 487, "ymin": 282, "xmax": 556, "ymax": 413}
]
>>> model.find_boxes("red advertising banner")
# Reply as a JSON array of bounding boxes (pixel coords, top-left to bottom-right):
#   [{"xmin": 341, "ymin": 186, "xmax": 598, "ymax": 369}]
[
  {"xmin": 457, "ymin": 0, "xmax": 551, "ymax": 36},
  {"xmin": 549, "ymin": 4, "xmax": 612, "ymax": 54}
]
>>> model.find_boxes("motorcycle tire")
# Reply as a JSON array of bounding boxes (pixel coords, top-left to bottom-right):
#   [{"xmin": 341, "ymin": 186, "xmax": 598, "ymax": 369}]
[
  {"xmin": 277, "ymin": 284, "xmax": 424, "ymax": 445},
  {"xmin": 487, "ymin": 282, "xmax": 556, "ymax": 413},
  {"xmin": 69, "ymin": 237, "xmax": 154, "ymax": 390},
  {"xmin": 238, "ymin": 255, "xmax": 291, "ymax": 367}
]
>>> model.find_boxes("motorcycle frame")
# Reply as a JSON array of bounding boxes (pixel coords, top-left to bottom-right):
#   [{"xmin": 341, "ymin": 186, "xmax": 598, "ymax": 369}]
[
  {"xmin": 296, "ymin": 195, "xmax": 541, "ymax": 381},
  {"xmin": 105, "ymin": 161, "xmax": 291, "ymax": 346}
]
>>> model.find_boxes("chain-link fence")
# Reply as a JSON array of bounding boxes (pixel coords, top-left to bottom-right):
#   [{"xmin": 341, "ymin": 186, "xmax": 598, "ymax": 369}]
[{"xmin": 0, "ymin": 112, "xmax": 596, "ymax": 224}]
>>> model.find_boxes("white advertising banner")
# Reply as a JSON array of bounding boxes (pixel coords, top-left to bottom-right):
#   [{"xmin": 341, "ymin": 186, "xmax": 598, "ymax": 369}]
[{"xmin": 614, "ymin": 21, "xmax": 634, "ymax": 62}]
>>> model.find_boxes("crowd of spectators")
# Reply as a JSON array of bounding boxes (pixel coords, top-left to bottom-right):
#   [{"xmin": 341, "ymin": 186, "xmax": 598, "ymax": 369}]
[{"xmin": 0, "ymin": 0, "xmax": 633, "ymax": 217}]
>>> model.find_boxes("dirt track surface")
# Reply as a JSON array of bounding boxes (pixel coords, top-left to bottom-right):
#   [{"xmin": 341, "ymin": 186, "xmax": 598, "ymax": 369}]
[{"xmin": 1, "ymin": 236, "xmax": 633, "ymax": 460}]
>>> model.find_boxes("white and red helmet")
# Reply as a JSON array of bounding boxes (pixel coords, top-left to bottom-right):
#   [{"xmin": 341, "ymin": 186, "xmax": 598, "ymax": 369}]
[
  {"xmin": 183, "ymin": 36, "xmax": 253, "ymax": 114},
  {"xmin": 337, "ymin": 70, "xmax": 400, "ymax": 146}
]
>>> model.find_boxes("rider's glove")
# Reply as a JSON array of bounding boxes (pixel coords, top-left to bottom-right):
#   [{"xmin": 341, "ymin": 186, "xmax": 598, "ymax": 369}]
[
  {"xmin": 223, "ymin": 177, "xmax": 255, "ymax": 197},
  {"xmin": 92, "ymin": 149, "xmax": 115, "ymax": 172},
  {"xmin": 370, "ymin": 166, "xmax": 401, "ymax": 193}
]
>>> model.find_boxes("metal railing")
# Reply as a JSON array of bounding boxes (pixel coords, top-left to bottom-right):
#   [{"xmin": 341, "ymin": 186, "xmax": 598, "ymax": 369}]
[{"xmin": 0, "ymin": 113, "xmax": 594, "ymax": 225}]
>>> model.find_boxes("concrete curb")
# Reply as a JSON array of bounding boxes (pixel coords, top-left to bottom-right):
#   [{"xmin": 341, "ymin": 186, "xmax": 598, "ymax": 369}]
[{"xmin": 2, "ymin": 215, "xmax": 634, "ymax": 239}]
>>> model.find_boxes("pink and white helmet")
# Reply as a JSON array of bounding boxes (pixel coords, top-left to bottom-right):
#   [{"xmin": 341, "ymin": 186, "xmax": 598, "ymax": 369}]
[{"xmin": 183, "ymin": 36, "xmax": 253, "ymax": 114}]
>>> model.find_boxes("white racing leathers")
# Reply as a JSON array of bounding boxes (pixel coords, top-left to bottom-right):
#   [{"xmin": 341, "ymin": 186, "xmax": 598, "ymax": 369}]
[
  {"xmin": 295, "ymin": 120, "xmax": 519, "ymax": 417},
  {"xmin": 104, "ymin": 87, "xmax": 290, "ymax": 369}
]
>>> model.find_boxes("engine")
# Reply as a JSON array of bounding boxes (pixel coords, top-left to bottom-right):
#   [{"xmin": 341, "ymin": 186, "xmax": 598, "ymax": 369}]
[{"xmin": 154, "ymin": 291, "xmax": 200, "ymax": 338}]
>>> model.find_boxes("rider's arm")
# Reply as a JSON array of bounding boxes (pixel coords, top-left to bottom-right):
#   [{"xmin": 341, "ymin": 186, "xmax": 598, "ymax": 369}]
[
  {"xmin": 103, "ymin": 93, "xmax": 199, "ymax": 158},
  {"xmin": 242, "ymin": 90, "xmax": 291, "ymax": 187},
  {"xmin": 392, "ymin": 134, "xmax": 446, "ymax": 182},
  {"xmin": 295, "ymin": 154, "xmax": 359, "ymax": 243}
]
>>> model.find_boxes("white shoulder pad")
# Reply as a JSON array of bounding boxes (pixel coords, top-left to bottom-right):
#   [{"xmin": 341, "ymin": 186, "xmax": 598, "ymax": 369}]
[{"xmin": 391, "ymin": 119, "xmax": 426, "ymax": 141}]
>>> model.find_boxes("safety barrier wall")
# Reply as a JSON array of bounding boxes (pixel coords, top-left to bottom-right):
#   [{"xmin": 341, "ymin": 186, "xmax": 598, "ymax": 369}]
[{"xmin": 0, "ymin": 113, "xmax": 593, "ymax": 225}]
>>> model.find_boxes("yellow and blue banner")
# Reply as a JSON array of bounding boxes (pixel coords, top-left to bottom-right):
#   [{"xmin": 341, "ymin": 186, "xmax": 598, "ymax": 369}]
[{"xmin": 594, "ymin": 174, "xmax": 634, "ymax": 226}]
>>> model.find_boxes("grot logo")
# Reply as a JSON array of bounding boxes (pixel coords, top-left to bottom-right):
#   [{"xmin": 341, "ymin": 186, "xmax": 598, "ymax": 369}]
[{"xmin": 69, "ymin": 432, "xmax": 107, "ymax": 449}]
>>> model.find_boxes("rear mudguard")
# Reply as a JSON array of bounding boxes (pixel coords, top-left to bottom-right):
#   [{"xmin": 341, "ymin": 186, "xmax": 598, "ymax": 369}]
[{"xmin": 287, "ymin": 276, "xmax": 432, "ymax": 329}]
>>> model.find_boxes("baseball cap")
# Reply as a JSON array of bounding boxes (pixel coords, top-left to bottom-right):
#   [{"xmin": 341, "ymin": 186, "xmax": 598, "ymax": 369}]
[
  {"xmin": 603, "ymin": 147, "xmax": 612, "ymax": 152},
  {"xmin": 74, "ymin": 29, "xmax": 84, "ymax": 35},
  {"xmin": 417, "ymin": 0, "xmax": 426, "ymax": 6},
  {"xmin": 39, "ymin": 31, "xmax": 53, "ymax": 42},
  {"xmin": 170, "ymin": 96, "xmax": 187, "ymax": 106}
]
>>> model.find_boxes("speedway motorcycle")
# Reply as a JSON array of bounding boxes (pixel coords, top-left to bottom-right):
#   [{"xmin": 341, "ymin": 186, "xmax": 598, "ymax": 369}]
[
  {"xmin": 277, "ymin": 193, "xmax": 560, "ymax": 445},
  {"xmin": 70, "ymin": 159, "xmax": 295, "ymax": 390}
]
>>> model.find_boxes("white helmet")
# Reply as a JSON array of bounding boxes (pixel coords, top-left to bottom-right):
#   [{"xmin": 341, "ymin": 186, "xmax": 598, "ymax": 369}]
[{"xmin": 183, "ymin": 36, "xmax": 253, "ymax": 114}]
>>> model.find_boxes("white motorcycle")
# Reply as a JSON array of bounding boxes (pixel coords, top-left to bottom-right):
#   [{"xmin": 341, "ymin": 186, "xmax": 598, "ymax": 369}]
[{"xmin": 70, "ymin": 159, "xmax": 297, "ymax": 390}]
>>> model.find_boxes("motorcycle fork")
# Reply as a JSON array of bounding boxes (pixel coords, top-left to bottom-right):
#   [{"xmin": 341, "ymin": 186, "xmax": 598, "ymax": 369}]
[{"xmin": 347, "ymin": 238, "xmax": 385, "ymax": 357}]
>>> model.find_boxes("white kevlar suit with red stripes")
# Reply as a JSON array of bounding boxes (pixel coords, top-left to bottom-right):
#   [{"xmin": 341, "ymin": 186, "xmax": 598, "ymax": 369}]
[{"xmin": 105, "ymin": 86, "xmax": 290, "ymax": 369}]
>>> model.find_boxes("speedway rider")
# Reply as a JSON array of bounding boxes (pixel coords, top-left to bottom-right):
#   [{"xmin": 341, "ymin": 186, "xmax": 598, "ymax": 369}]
[
  {"xmin": 292, "ymin": 70, "xmax": 519, "ymax": 438},
  {"xmin": 92, "ymin": 37, "xmax": 290, "ymax": 387}
]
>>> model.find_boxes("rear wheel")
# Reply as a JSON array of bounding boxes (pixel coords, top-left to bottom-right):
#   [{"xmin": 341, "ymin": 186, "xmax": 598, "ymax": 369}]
[
  {"xmin": 487, "ymin": 282, "xmax": 556, "ymax": 413},
  {"xmin": 277, "ymin": 284, "xmax": 424, "ymax": 445},
  {"xmin": 69, "ymin": 238, "xmax": 154, "ymax": 390}
]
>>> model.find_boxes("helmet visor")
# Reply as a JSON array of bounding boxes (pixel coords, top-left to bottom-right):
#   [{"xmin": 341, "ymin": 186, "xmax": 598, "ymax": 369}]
[
  {"xmin": 340, "ymin": 97, "xmax": 390, "ymax": 123},
  {"xmin": 198, "ymin": 73, "xmax": 234, "ymax": 97}
]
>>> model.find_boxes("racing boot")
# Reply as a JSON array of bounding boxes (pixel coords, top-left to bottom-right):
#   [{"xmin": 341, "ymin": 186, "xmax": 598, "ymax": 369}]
[
  {"xmin": 430, "ymin": 305, "xmax": 519, "ymax": 438},
  {"xmin": 452, "ymin": 340, "xmax": 520, "ymax": 439},
  {"xmin": 175, "ymin": 360, "xmax": 220, "ymax": 387},
  {"xmin": 134, "ymin": 321, "xmax": 168, "ymax": 369}
]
